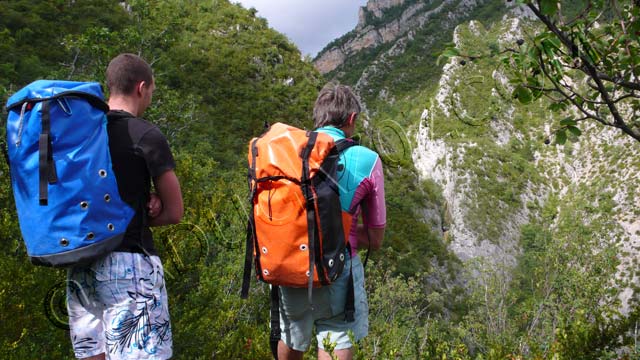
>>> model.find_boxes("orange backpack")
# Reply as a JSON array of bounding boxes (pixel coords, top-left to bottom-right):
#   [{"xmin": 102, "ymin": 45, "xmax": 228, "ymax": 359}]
[
  {"xmin": 240, "ymin": 123, "xmax": 356, "ymax": 357},
  {"xmin": 241, "ymin": 122, "xmax": 356, "ymax": 288}
]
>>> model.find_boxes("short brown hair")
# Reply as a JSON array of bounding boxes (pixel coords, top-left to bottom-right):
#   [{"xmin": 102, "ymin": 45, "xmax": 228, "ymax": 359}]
[
  {"xmin": 106, "ymin": 53, "xmax": 153, "ymax": 95},
  {"xmin": 313, "ymin": 83, "xmax": 361, "ymax": 128}
]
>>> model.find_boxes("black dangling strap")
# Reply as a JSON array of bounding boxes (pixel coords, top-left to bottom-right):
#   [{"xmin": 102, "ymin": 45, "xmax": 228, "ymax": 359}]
[
  {"xmin": 241, "ymin": 213, "xmax": 255, "ymax": 299},
  {"xmin": 363, "ymin": 235, "xmax": 371, "ymax": 269},
  {"xmin": 270, "ymin": 286, "xmax": 281, "ymax": 359},
  {"xmin": 39, "ymin": 100, "xmax": 57, "ymax": 205},
  {"xmin": 344, "ymin": 246, "xmax": 356, "ymax": 322},
  {"xmin": 242, "ymin": 138, "xmax": 260, "ymax": 299}
]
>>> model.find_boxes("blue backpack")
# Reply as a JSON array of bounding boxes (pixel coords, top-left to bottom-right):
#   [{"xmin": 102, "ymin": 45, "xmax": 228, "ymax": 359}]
[{"xmin": 5, "ymin": 80, "xmax": 134, "ymax": 267}]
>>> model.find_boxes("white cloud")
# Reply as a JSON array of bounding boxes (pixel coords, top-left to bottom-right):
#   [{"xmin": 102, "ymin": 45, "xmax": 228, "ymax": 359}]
[{"xmin": 235, "ymin": 0, "xmax": 367, "ymax": 57}]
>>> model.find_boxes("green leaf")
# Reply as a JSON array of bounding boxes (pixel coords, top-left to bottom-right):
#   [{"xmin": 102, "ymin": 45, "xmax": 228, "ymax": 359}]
[
  {"xmin": 548, "ymin": 102, "xmax": 567, "ymax": 111},
  {"xmin": 514, "ymin": 85, "xmax": 533, "ymax": 104},
  {"xmin": 560, "ymin": 117, "xmax": 576, "ymax": 126},
  {"xmin": 550, "ymin": 37, "xmax": 562, "ymax": 49},
  {"xmin": 540, "ymin": 0, "xmax": 558, "ymax": 16},
  {"xmin": 542, "ymin": 41, "xmax": 556, "ymax": 59},
  {"xmin": 567, "ymin": 125, "xmax": 582, "ymax": 136},
  {"xmin": 555, "ymin": 129, "xmax": 567, "ymax": 144},
  {"xmin": 551, "ymin": 59, "xmax": 563, "ymax": 75}
]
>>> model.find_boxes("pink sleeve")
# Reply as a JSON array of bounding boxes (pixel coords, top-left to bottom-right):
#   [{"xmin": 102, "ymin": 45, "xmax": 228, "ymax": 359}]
[
  {"xmin": 348, "ymin": 158, "xmax": 386, "ymax": 253},
  {"xmin": 357, "ymin": 157, "xmax": 386, "ymax": 228}
]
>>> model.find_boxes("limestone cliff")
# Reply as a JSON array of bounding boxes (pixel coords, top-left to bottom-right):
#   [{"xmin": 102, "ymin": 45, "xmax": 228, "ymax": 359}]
[
  {"xmin": 317, "ymin": 2, "xmax": 639, "ymax": 299},
  {"xmin": 314, "ymin": 0, "xmax": 496, "ymax": 75}
]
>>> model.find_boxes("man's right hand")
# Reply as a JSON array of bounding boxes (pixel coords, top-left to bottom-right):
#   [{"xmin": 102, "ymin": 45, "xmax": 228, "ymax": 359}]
[{"xmin": 147, "ymin": 192, "xmax": 163, "ymax": 218}]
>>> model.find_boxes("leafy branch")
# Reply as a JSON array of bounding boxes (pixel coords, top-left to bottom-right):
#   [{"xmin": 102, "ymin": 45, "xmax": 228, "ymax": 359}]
[{"xmin": 440, "ymin": 0, "xmax": 640, "ymax": 144}]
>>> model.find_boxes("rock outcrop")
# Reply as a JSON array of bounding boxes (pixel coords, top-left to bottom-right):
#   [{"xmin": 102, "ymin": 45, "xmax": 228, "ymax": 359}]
[{"xmin": 314, "ymin": 0, "xmax": 501, "ymax": 74}]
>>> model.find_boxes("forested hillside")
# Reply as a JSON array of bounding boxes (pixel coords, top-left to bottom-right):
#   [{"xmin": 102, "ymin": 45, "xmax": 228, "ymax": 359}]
[
  {"xmin": 2, "ymin": 0, "xmax": 639, "ymax": 359},
  {"xmin": 0, "ymin": 1, "xmax": 319, "ymax": 358},
  {"xmin": 0, "ymin": 0, "xmax": 450, "ymax": 358}
]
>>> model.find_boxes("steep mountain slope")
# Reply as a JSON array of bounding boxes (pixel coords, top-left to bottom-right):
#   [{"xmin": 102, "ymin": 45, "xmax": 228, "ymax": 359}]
[
  {"xmin": 315, "ymin": 3, "xmax": 640, "ymax": 352},
  {"xmin": 316, "ymin": 0, "xmax": 639, "ymax": 279},
  {"xmin": 415, "ymin": 18, "xmax": 640, "ymax": 288},
  {"xmin": 315, "ymin": 0, "xmax": 511, "ymax": 107}
]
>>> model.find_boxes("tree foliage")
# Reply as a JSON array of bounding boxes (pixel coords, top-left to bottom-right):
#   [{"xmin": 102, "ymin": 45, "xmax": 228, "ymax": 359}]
[
  {"xmin": 439, "ymin": 1, "xmax": 640, "ymax": 143},
  {"xmin": 0, "ymin": 1, "xmax": 320, "ymax": 358},
  {"xmin": 505, "ymin": 0, "xmax": 640, "ymax": 143}
]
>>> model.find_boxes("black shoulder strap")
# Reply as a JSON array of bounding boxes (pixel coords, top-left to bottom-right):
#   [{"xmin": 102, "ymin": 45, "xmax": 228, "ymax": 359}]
[
  {"xmin": 241, "ymin": 138, "xmax": 260, "ymax": 299},
  {"xmin": 336, "ymin": 137, "xmax": 359, "ymax": 322},
  {"xmin": 334, "ymin": 138, "xmax": 357, "ymax": 154},
  {"xmin": 301, "ymin": 131, "xmax": 318, "ymax": 307},
  {"xmin": 57, "ymin": 91, "xmax": 109, "ymax": 113}
]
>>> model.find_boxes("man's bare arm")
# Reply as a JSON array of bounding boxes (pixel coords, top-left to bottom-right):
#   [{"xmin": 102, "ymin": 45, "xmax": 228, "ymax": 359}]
[{"xmin": 149, "ymin": 170, "xmax": 183, "ymax": 226}]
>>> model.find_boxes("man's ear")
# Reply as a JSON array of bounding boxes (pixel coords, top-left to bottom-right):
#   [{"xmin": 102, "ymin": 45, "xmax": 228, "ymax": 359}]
[
  {"xmin": 136, "ymin": 81, "xmax": 146, "ymax": 96},
  {"xmin": 348, "ymin": 112, "xmax": 357, "ymax": 125}
]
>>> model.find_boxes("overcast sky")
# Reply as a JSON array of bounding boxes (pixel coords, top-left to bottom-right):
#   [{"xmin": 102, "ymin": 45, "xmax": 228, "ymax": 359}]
[{"xmin": 234, "ymin": 0, "xmax": 367, "ymax": 58}]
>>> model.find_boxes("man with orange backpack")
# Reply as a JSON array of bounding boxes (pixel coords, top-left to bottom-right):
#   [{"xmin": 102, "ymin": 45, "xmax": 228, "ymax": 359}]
[{"xmin": 276, "ymin": 83, "xmax": 387, "ymax": 359}]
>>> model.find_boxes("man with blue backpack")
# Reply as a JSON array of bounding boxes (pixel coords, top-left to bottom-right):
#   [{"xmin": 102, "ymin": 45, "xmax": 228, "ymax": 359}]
[
  {"xmin": 65, "ymin": 53, "xmax": 183, "ymax": 359},
  {"xmin": 5, "ymin": 53, "xmax": 183, "ymax": 357}
]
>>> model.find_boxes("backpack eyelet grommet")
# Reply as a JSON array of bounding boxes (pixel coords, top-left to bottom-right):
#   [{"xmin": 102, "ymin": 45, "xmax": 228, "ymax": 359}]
[
  {"xmin": 300, "ymin": 244, "xmax": 308, "ymax": 251},
  {"xmin": 328, "ymin": 259, "xmax": 335, "ymax": 267},
  {"xmin": 104, "ymin": 194, "xmax": 111, "ymax": 202},
  {"xmin": 263, "ymin": 269, "xmax": 270, "ymax": 276},
  {"xmin": 339, "ymin": 253, "xmax": 345, "ymax": 261},
  {"xmin": 107, "ymin": 223, "xmax": 114, "ymax": 231},
  {"xmin": 60, "ymin": 238, "xmax": 69, "ymax": 247},
  {"xmin": 80, "ymin": 201, "xmax": 89, "ymax": 210},
  {"xmin": 306, "ymin": 271, "xmax": 311, "ymax": 277},
  {"xmin": 87, "ymin": 232, "xmax": 95, "ymax": 240},
  {"xmin": 98, "ymin": 169, "xmax": 107, "ymax": 178},
  {"xmin": 262, "ymin": 247, "xmax": 268, "ymax": 254}
]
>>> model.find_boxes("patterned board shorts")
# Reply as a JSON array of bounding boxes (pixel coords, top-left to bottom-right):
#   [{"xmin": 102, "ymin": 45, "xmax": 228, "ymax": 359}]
[{"xmin": 66, "ymin": 252, "xmax": 172, "ymax": 359}]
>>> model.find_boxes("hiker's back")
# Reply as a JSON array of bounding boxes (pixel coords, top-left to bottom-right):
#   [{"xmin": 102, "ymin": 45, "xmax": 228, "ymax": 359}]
[{"xmin": 106, "ymin": 110, "xmax": 174, "ymax": 254}]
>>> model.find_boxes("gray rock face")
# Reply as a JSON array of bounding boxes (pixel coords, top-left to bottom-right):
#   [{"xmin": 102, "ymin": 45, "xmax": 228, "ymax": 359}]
[
  {"xmin": 314, "ymin": 0, "xmax": 484, "ymax": 75},
  {"xmin": 315, "ymin": 0, "xmax": 445, "ymax": 74}
]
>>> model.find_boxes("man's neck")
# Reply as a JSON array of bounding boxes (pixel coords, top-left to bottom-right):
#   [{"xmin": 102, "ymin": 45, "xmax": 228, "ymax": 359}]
[{"xmin": 108, "ymin": 96, "xmax": 142, "ymax": 117}]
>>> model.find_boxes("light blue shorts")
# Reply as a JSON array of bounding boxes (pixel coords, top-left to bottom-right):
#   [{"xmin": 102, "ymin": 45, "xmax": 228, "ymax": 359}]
[
  {"xmin": 278, "ymin": 254, "xmax": 369, "ymax": 351},
  {"xmin": 66, "ymin": 252, "xmax": 172, "ymax": 359}
]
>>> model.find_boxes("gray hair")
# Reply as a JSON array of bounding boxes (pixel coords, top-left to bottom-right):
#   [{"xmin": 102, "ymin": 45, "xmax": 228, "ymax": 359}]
[{"xmin": 313, "ymin": 83, "xmax": 361, "ymax": 129}]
